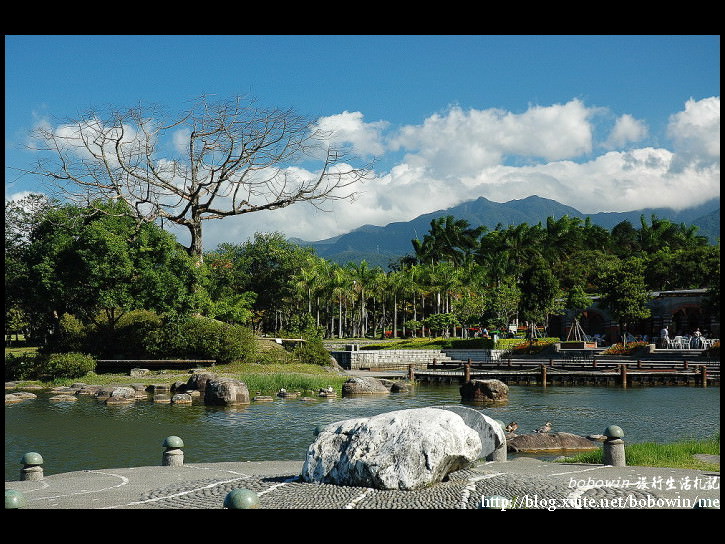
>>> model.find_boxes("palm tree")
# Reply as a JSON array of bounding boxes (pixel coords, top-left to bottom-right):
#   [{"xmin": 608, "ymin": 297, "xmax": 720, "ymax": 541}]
[
  {"xmin": 292, "ymin": 255, "xmax": 322, "ymax": 316},
  {"xmin": 542, "ymin": 215, "xmax": 584, "ymax": 265},
  {"xmin": 498, "ymin": 223, "xmax": 544, "ymax": 280},
  {"xmin": 412, "ymin": 215, "xmax": 486, "ymax": 266},
  {"xmin": 345, "ymin": 260, "xmax": 382, "ymax": 338},
  {"xmin": 317, "ymin": 260, "xmax": 351, "ymax": 338}
]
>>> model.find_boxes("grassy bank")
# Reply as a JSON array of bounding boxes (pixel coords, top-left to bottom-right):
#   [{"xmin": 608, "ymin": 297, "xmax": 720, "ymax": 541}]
[
  {"xmin": 5, "ymin": 336, "xmax": 350, "ymax": 396},
  {"xmin": 7, "ymin": 361, "xmax": 350, "ymax": 397},
  {"xmin": 560, "ymin": 434, "xmax": 720, "ymax": 471}
]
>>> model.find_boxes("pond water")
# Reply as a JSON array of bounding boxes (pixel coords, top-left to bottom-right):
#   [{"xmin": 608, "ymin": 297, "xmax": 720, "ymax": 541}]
[{"xmin": 5, "ymin": 383, "xmax": 720, "ymax": 481}]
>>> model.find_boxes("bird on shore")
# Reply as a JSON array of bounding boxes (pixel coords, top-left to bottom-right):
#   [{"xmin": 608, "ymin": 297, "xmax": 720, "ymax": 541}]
[
  {"xmin": 534, "ymin": 422, "xmax": 552, "ymax": 433},
  {"xmin": 505, "ymin": 422, "xmax": 518, "ymax": 433}
]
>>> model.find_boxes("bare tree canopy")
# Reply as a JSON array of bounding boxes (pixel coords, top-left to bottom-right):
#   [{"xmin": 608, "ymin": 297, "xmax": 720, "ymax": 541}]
[{"xmin": 24, "ymin": 95, "xmax": 373, "ymax": 259}]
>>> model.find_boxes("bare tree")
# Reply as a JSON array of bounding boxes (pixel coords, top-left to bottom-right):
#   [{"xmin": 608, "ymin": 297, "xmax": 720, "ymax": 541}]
[{"xmin": 24, "ymin": 95, "xmax": 372, "ymax": 260}]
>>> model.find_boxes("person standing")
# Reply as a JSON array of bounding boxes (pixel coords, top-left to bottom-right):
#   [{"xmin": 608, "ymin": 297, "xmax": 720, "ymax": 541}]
[{"xmin": 659, "ymin": 326, "xmax": 669, "ymax": 348}]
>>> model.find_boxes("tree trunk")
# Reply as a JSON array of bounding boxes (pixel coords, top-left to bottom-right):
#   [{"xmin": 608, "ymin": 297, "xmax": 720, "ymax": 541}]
[{"xmin": 187, "ymin": 216, "xmax": 204, "ymax": 263}]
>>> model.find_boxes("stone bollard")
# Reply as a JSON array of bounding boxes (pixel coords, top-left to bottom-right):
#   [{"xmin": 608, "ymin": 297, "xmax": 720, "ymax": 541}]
[
  {"xmin": 700, "ymin": 365, "xmax": 707, "ymax": 388},
  {"xmin": 20, "ymin": 452, "xmax": 44, "ymax": 481},
  {"xmin": 602, "ymin": 425, "xmax": 626, "ymax": 467},
  {"xmin": 407, "ymin": 364, "xmax": 414, "ymax": 381},
  {"xmin": 540, "ymin": 364, "xmax": 547, "ymax": 387},
  {"xmin": 5, "ymin": 489, "xmax": 28, "ymax": 509},
  {"xmin": 464, "ymin": 361, "xmax": 471, "ymax": 382},
  {"xmin": 162, "ymin": 436, "xmax": 184, "ymax": 466},
  {"xmin": 224, "ymin": 488, "xmax": 260, "ymax": 509}
]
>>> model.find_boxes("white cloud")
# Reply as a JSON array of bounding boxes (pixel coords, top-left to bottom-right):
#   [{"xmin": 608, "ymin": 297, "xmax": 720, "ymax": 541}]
[
  {"xmin": 461, "ymin": 147, "xmax": 718, "ymax": 214},
  {"xmin": 20, "ymin": 97, "xmax": 719, "ymax": 251},
  {"xmin": 5, "ymin": 191, "xmax": 35, "ymax": 202},
  {"xmin": 313, "ymin": 111, "xmax": 388, "ymax": 156},
  {"xmin": 667, "ymin": 96, "xmax": 720, "ymax": 170},
  {"xmin": 388, "ymin": 99, "xmax": 595, "ymax": 179},
  {"xmin": 605, "ymin": 114, "xmax": 649, "ymax": 148},
  {"xmin": 172, "ymin": 128, "xmax": 191, "ymax": 154}
]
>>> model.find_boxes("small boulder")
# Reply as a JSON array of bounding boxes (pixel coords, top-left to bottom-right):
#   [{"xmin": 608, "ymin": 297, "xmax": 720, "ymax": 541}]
[
  {"xmin": 204, "ymin": 378, "xmax": 250, "ymax": 406},
  {"xmin": 49, "ymin": 394, "xmax": 78, "ymax": 402},
  {"xmin": 277, "ymin": 388, "xmax": 299, "ymax": 398},
  {"xmin": 391, "ymin": 381, "xmax": 414, "ymax": 393},
  {"xmin": 341, "ymin": 376, "xmax": 390, "ymax": 396},
  {"xmin": 460, "ymin": 379, "xmax": 509, "ymax": 402},
  {"xmin": 186, "ymin": 372, "xmax": 218, "ymax": 392},
  {"xmin": 11, "ymin": 391, "xmax": 38, "ymax": 400},
  {"xmin": 507, "ymin": 432, "xmax": 600, "ymax": 453},
  {"xmin": 171, "ymin": 393, "xmax": 193, "ymax": 404},
  {"xmin": 76, "ymin": 385, "xmax": 102, "ymax": 396},
  {"xmin": 318, "ymin": 387, "xmax": 337, "ymax": 397},
  {"xmin": 109, "ymin": 386, "xmax": 137, "ymax": 399},
  {"xmin": 301, "ymin": 407, "xmax": 481, "ymax": 490}
]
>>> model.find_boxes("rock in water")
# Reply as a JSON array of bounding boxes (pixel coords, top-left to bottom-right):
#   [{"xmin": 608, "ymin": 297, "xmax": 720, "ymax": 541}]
[
  {"xmin": 341, "ymin": 376, "xmax": 390, "ymax": 396},
  {"xmin": 459, "ymin": 379, "xmax": 509, "ymax": 402},
  {"xmin": 301, "ymin": 407, "xmax": 482, "ymax": 490},
  {"xmin": 203, "ymin": 378, "xmax": 250, "ymax": 406},
  {"xmin": 186, "ymin": 372, "xmax": 218, "ymax": 392},
  {"xmin": 507, "ymin": 432, "xmax": 600, "ymax": 453}
]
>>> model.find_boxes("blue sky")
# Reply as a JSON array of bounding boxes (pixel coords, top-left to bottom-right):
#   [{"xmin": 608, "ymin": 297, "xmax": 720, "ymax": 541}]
[{"xmin": 5, "ymin": 35, "xmax": 720, "ymax": 249}]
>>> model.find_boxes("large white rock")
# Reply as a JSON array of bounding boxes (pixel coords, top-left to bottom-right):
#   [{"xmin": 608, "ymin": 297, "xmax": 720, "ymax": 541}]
[
  {"xmin": 301, "ymin": 407, "xmax": 482, "ymax": 490},
  {"xmin": 431, "ymin": 405, "xmax": 507, "ymax": 461}
]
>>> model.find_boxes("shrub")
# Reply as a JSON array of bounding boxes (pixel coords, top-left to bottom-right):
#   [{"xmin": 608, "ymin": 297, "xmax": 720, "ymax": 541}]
[
  {"xmin": 115, "ymin": 309, "xmax": 164, "ymax": 358},
  {"xmin": 5, "ymin": 352, "xmax": 44, "ymax": 381},
  {"xmin": 144, "ymin": 316, "xmax": 256, "ymax": 364},
  {"xmin": 48, "ymin": 313, "xmax": 88, "ymax": 353},
  {"xmin": 5, "ymin": 351, "xmax": 96, "ymax": 381},
  {"xmin": 41, "ymin": 352, "xmax": 96, "ymax": 380},
  {"xmin": 292, "ymin": 336, "xmax": 332, "ymax": 366}
]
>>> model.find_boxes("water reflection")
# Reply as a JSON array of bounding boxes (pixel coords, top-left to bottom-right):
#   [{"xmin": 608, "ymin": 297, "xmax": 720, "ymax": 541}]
[{"xmin": 5, "ymin": 384, "xmax": 719, "ymax": 480}]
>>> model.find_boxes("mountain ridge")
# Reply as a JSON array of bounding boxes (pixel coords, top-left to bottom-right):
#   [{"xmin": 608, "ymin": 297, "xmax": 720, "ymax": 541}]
[{"xmin": 291, "ymin": 194, "xmax": 720, "ymax": 268}]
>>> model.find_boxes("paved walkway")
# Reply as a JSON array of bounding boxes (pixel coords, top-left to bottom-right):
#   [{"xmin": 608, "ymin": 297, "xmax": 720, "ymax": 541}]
[{"xmin": 5, "ymin": 458, "xmax": 719, "ymax": 509}]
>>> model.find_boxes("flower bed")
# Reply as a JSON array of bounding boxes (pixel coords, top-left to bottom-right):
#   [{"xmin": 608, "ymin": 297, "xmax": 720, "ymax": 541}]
[{"xmin": 601, "ymin": 341, "xmax": 650, "ymax": 356}]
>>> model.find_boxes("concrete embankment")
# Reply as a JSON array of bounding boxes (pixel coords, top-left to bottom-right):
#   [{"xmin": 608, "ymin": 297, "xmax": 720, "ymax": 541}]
[{"xmin": 5, "ymin": 458, "xmax": 719, "ymax": 509}]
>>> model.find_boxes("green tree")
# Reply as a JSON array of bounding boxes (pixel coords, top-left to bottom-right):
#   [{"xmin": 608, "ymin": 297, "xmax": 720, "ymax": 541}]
[
  {"xmin": 610, "ymin": 220, "xmax": 640, "ymax": 256},
  {"xmin": 597, "ymin": 257, "xmax": 652, "ymax": 344},
  {"xmin": 17, "ymin": 200, "xmax": 199, "ymax": 346},
  {"xmin": 483, "ymin": 279, "xmax": 521, "ymax": 331},
  {"xmin": 217, "ymin": 233, "xmax": 315, "ymax": 333},
  {"xmin": 423, "ymin": 312, "xmax": 460, "ymax": 338},
  {"xmin": 518, "ymin": 257, "xmax": 563, "ymax": 334}
]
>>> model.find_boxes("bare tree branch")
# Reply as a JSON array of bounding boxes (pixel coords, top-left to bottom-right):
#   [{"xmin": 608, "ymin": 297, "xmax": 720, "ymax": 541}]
[{"xmin": 22, "ymin": 95, "xmax": 374, "ymax": 260}]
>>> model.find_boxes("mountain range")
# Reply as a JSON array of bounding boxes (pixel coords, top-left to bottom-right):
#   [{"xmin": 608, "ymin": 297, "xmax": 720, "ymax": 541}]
[{"xmin": 291, "ymin": 195, "xmax": 720, "ymax": 269}]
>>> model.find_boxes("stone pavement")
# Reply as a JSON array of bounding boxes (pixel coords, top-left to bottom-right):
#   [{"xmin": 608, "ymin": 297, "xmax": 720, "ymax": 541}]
[{"xmin": 5, "ymin": 458, "xmax": 719, "ymax": 509}]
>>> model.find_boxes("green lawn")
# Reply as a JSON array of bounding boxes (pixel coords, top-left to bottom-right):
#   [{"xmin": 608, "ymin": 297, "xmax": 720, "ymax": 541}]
[{"xmin": 560, "ymin": 434, "xmax": 720, "ymax": 472}]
